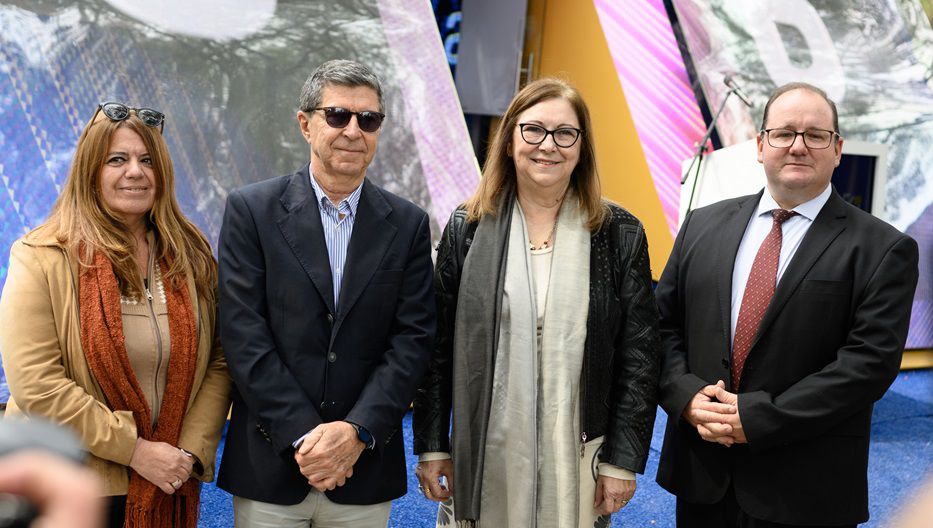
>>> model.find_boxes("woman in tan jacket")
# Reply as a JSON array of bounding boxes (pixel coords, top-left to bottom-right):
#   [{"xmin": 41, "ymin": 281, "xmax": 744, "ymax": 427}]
[{"xmin": 0, "ymin": 102, "xmax": 230, "ymax": 528}]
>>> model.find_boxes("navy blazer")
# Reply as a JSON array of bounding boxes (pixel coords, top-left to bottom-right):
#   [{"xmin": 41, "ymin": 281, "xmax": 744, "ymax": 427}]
[
  {"xmin": 656, "ymin": 189, "xmax": 918, "ymax": 525},
  {"xmin": 216, "ymin": 166, "xmax": 435, "ymax": 505}
]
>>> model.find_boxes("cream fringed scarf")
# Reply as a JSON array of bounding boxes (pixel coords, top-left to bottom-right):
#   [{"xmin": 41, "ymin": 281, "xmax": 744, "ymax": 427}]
[{"xmin": 449, "ymin": 193, "xmax": 590, "ymax": 527}]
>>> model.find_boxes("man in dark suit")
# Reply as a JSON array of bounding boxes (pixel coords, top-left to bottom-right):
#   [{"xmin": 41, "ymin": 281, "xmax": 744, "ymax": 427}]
[
  {"xmin": 656, "ymin": 82, "xmax": 919, "ymax": 528},
  {"xmin": 216, "ymin": 59, "xmax": 435, "ymax": 526}
]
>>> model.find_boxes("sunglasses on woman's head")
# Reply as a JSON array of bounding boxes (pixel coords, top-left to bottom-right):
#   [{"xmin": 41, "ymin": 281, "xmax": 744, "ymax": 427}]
[
  {"xmin": 311, "ymin": 107, "xmax": 385, "ymax": 133},
  {"xmin": 96, "ymin": 101, "xmax": 165, "ymax": 133}
]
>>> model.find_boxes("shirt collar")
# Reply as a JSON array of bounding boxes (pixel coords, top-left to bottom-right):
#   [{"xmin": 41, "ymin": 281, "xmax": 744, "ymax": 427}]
[
  {"xmin": 309, "ymin": 165, "xmax": 363, "ymax": 217},
  {"xmin": 758, "ymin": 184, "xmax": 832, "ymax": 221}
]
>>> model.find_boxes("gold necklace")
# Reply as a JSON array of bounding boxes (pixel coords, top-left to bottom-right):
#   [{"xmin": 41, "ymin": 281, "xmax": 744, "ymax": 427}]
[{"xmin": 529, "ymin": 219, "xmax": 558, "ymax": 251}]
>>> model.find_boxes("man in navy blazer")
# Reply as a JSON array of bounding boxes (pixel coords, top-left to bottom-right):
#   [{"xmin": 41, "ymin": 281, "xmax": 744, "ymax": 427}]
[
  {"xmin": 656, "ymin": 83, "xmax": 919, "ymax": 527},
  {"xmin": 216, "ymin": 60, "xmax": 435, "ymax": 526}
]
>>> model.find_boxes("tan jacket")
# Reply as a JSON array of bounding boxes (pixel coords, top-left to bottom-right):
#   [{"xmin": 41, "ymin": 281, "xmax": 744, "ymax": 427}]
[{"xmin": 0, "ymin": 233, "xmax": 231, "ymax": 495}]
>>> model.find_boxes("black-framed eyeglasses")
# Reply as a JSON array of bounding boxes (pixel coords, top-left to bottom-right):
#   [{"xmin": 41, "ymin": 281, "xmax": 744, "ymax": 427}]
[
  {"xmin": 95, "ymin": 101, "xmax": 165, "ymax": 133},
  {"xmin": 311, "ymin": 107, "xmax": 385, "ymax": 133},
  {"xmin": 518, "ymin": 123, "xmax": 582, "ymax": 148},
  {"xmin": 761, "ymin": 128, "xmax": 838, "ymax": 149}
]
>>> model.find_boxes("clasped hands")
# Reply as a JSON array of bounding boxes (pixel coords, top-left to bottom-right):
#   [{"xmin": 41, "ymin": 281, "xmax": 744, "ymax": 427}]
[
  {"xmin": 294, "ymin": 421, "xmax": 365, "ymax": 492},
  {"xmin": 682, "ymin": 380, "xmax": 746, "ymax": 446},
  {"xmin": 128, "ymin": 438, "xmax": 194, "ymax": 495}
]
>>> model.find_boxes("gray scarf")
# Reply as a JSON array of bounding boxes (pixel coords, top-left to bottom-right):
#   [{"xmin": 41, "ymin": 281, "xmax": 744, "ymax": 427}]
[{"xmin": 450, "ymin": 193, "xmax": 513, "ymax": 524}]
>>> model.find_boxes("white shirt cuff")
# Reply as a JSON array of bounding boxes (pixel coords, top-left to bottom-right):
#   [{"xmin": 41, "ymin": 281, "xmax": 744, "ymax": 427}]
[
  {"xmin": 419, "ymin": 452, "xmax": 452, "ymax": 462},
  {"xmin": 292, "ymin": 431, "xmax": 312, "ymax": 449},
  {"xmin": 597, "ymin": 463, "xmax": 636, "ymax": 480}
]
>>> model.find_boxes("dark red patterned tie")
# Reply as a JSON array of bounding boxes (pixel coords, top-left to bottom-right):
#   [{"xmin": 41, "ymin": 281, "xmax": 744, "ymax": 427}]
[{"xmin": 732, "ymin": 209, "xmax": 798, "ymax": 388}]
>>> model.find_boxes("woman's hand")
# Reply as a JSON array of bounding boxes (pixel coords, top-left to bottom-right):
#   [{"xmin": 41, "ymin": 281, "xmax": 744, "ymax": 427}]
[
  {"xmin": 128, "ymin": 438, "xmax": 194, "ymax": 494},
  {"xmin": 415, "ymin": 459, "xmax": 454, "ymax": 502},
  {"xmin": 594, "ymin": 475, "xmax": 635, "ymax": 516}
]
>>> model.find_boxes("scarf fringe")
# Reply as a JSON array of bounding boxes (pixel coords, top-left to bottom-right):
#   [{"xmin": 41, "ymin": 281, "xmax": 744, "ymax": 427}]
[{"xmin": 124, "ymin": 485, "xmax": 198, "ymax": 528}]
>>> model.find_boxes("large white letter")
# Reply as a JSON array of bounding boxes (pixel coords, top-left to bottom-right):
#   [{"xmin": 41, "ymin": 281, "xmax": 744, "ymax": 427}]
[{"xmin": 733, "ymin": 0, "xmax": 845, "ymax": 101}]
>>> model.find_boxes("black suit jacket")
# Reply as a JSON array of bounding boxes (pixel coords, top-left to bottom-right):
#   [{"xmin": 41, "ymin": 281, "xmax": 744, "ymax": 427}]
[
  {"xmin": 216, "ymin": 166, "xmax": 435, "ymax": 505},
  {"xmin": 656, "ymin": 189, "xmax": 918, "ymax": 525}
]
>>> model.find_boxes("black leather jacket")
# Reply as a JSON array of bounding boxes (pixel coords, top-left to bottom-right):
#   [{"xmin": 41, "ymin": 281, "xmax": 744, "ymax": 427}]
[{"xmin": 413, "ymin": 203, "xmax": 661, "ymax": 473}]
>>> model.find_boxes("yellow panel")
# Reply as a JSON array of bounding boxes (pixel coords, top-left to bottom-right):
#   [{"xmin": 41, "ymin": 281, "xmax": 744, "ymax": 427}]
[
  {"xmin": 535, "ymin": 0, "xmax": 674, "ymax": 278},
  {"xmin": 901, "ymin": 350, "xmax": 933, "ymax": 370},
  {"xmin": 530, "ymin": 1, "xmax": 928, "ymax": 367}
]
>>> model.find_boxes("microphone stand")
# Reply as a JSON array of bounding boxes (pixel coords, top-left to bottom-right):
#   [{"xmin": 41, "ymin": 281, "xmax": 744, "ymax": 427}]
[{"xmin": 681, "ymin": 88, "xmax": 740, "ymax": 215}]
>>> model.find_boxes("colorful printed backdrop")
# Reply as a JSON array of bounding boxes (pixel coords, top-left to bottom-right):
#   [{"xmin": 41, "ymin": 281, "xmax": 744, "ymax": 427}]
[
  {"xmin": 669, "ymin": 0, "xmax": 933, "ymax": 348},
  {"xmin": 0, "ymin": 0, "xmax": 479, "ymax": 398}
]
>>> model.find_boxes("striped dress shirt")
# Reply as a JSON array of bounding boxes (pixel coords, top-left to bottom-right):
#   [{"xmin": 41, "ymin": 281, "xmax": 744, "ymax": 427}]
[{"xmin": 309, "ymin": 170, "xmax": 363, "ymax": 311}]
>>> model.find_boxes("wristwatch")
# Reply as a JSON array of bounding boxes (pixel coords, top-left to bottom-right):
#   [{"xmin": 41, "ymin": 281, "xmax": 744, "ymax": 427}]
[{"xmin": 347, "ymin": 421, "xmax": 375, "ymax": 450}]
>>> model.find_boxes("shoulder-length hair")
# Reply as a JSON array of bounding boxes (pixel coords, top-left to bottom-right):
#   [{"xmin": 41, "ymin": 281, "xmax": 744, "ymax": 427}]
[
  {"xmin": 464, "ymin": 77, "xmax": 607, "ymax": 231},
  {"xmin": 32, "ymin": 109, "xmax": 216, "ymax": 302}
]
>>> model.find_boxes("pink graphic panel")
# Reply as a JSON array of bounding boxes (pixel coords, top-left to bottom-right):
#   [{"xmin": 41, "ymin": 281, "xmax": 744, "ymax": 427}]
[
  {"xmin": 378, "ymin": 0, "xmax": 480, "ymax": 225},
  {"xmin": 593, "ymin": 0, "xmax": 706, "ymax": 236}
]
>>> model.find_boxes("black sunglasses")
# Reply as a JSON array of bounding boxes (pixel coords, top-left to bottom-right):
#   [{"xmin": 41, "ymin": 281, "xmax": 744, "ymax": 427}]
[
  {"xmin": 312, "ymin": 107, "xmax": 385, "ymax": 133},
  {"xmin": 96, "ymin": 101, "xmax": 165, "ymax": 133}
]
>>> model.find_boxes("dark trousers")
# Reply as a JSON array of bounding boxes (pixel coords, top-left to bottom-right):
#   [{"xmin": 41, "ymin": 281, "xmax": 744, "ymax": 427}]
[
  {"xmin": 676, "ymin": 484, "xmax": 855, "ymax": 528},
  {"xmin": 106, "ymin": 495, "xmax": 127, "ymax": 528}
]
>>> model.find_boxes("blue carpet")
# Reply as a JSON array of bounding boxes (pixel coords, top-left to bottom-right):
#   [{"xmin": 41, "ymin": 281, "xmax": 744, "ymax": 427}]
[
  {"xmin": 195, "ymin": 369, "xmax": 932, "ymax": 527},
  {"xmin": 0, "ymin": 368, "xmax": 928, "ymax": 525}
]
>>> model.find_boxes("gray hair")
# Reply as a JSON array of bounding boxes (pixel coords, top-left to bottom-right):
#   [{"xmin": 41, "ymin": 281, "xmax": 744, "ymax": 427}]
[{"xmin": 298, "ymin": 59, "xmax": 384, "ymax": 113}]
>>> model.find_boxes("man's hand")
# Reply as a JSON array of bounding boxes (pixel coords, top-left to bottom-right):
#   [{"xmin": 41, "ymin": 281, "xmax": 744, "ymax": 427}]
[
  {"xmin": 294, "ymin": 421, "xmax": 364, "ymax": 492},
  {"xmin": 415, "ymin": 459, "xmax": 453, "ymax": 502},
  {"xmin": 593, "ymin": 475, "xmax": 635, "ymax": 516},
  {"xmin": 682, "ymin": 380, "xmax": 738, "ymax": 446},
  {"xmin": 713, "ymin": 385, "xmax": 747, "ymax": 444}
]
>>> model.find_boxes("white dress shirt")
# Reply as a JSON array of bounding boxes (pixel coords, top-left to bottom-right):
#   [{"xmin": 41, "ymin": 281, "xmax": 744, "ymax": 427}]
[{"xmin": 730, "ymin": 185, "xmax": 832, "ymax": 343}]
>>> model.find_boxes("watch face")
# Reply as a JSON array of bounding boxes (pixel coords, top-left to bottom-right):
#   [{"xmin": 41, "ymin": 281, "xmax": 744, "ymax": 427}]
[{"xmin": 355, "ymin": 424, "xmax": 373, "ymax": 448}]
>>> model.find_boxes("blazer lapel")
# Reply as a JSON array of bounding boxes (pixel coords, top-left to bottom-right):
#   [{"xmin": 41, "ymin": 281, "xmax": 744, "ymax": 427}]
[
  {"xmin": 752, "ymin": 190, "xmax": 847, "ymax": 349},
  {"xmin": 717, "ymin": 191, "xmax": 761, "ymax": 372},
  {"xmin": 333, "ymin": 181, "xmax": 396, "ymax": 329},
  {"xmin": 275, "ymin": 167, "xmax": 336, "ymax": 315}
]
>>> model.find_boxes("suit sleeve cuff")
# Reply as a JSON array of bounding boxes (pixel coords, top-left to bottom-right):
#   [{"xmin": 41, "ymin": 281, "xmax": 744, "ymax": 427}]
[{"xmin": 662, "ymin": 372, "xmax": 710, "ymax": 420}]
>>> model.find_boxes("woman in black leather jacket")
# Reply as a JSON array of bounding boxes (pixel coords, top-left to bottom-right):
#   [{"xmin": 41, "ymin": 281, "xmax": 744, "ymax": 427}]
[{"xmin": 412, "ymin": 78, "xmax": 661, "ymax": 528}]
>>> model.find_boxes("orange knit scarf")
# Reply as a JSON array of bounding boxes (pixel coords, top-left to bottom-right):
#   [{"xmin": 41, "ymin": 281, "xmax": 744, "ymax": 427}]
[{"xmin": 80, "ymin": 249, "xmax": 199, "ymax": 528}]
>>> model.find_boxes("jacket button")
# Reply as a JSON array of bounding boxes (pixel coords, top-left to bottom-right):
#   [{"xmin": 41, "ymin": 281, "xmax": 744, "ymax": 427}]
[
  {"xmin": 326, "ymin": 314, "xmax": 334, "ymax": 324},
  {"xmin": 721, "ymin": 359, "xmax": 729, "ymax": 369},
  {"xmin": 327, "ymin": 352, "xmax": 337, "ymax": 363}
]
